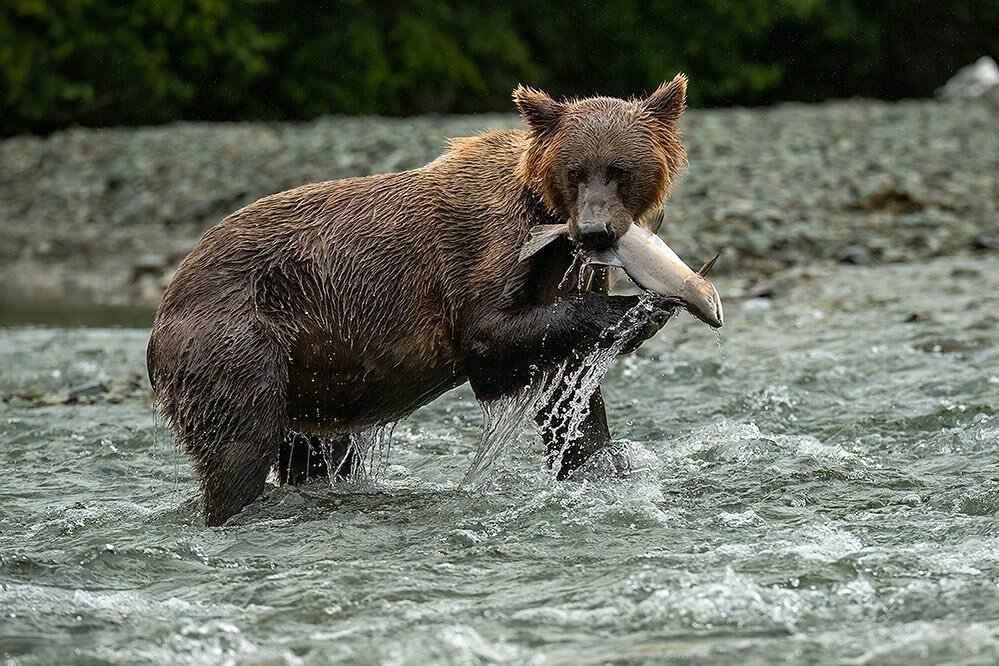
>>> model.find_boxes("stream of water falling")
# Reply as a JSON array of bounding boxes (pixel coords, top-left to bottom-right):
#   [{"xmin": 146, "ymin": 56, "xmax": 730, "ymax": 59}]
[
  {"xmin": 320, "ymin": 424, "xmax": 395, "ymax": 482},
  {"xmin": 463, "ymin": 292, "xmax": 667, "ymax": 485}
]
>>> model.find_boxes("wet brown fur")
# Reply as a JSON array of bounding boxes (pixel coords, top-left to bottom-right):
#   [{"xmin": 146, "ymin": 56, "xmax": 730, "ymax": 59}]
[{"xmin": 147, "ymin": 75, "xmax": 689, "ymax": 525}]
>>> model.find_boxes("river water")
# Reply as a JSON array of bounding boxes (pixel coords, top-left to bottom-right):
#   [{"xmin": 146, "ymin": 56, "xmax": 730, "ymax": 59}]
[{"xmin": 2, "ymin": 253, "xmax": 997, "ymax": 665}]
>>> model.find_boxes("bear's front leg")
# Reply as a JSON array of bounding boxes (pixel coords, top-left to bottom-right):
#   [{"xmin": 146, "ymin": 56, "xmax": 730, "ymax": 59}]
[
  {"xmin": 538, "ymin": 385, "xmax": 614, "ymax": 479},
  {"xmin": 462, "ymin": 291, "xmax": 674, "ymax": 400},
  {"xmin": 462, "ymin": 291, "xmax": 674, "ymax": 474},
  {"xmin": 461, "ymin": 291, "xmax": 641, "ymax": 400}
]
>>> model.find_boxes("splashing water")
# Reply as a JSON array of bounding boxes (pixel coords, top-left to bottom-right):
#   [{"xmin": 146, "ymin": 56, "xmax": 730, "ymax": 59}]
[
  {"xmin": 4, "ymin": 255, "xmax": 998, "ymax": 664},
  {"xmin": 463, "ymin": 292, "xmax": 668, "ymax": 484},
  {"xmin": 461, "ymin": 393, "xmax": 538, "ymax": 484},
  {"xmin": 324, "ymin": 423, "xmax": 396, "ymax": 483}
]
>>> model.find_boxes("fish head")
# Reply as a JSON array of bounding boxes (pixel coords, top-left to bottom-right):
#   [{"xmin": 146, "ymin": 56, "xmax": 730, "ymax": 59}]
[{"xmin": 588, "ymin": 222, "xmax": 724, "ymax": 328}]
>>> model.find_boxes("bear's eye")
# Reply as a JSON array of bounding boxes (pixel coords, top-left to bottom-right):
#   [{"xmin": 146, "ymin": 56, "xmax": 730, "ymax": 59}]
[
  {"xmin": 606, "ymin": 165, "xmax": 628, "ymax": 185},
  {"xmin": 567, "ymin": 168, "xmax": 585, "ymax": 187}
]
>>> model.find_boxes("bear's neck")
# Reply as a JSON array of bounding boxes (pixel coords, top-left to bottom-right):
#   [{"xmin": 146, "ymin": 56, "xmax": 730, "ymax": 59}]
[{"xmin": 522, "ymin": 187, "xmax": 564, "ymax": 228}]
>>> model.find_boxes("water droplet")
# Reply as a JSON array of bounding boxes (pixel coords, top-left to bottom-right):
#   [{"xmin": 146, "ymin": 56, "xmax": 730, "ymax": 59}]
[{"xmin": 714, "ymin": 329, "xmax": 727, "ymax": 367}]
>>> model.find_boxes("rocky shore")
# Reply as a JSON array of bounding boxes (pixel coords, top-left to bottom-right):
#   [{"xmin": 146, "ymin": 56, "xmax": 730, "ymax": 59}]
[{"xmin": 0, "ymin": 97, "xmax": 996, "ymax": 311}]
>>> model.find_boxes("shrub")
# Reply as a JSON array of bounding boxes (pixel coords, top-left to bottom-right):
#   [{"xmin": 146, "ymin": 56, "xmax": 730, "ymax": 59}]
[{"xmin": 2, "ymin": 0, "xmax": 997, "ymax": 135}]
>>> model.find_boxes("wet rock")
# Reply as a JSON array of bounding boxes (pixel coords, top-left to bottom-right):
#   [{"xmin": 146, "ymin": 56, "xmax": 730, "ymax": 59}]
[
  {"xmin": 951, "ymin": 266, "xmax": 981, "ymax": 279},
  {"xmin": 971, "ymin": 233, "xmax": 999, "ymax": 251},
  {"xmin": 131, "ymin": 254, "xmax": 167, "ymax": 282},
  {"xmin": 37, "ymin": 391, "xmax": 71, "ymax": 406},
  {"xmin": 745, "ymin": 280, "xmax": 780, "ymax": 299},
  {"xmin": 18, "ymin": 373, "xmax": 150, "ymax": 407},
  {"xmin": 851, "ymin": 180, "xmax": 926, "ymax": 214},
  {"xmin": 67, "ymin": 377, "xmax": 107, "ymax": 400},
  {"xmin": 835, "ymin": 244, "xmax": 872, "ymax": 266},
  {"xmin": 969, "ymin": 313, "xmax": 999, "ymax": 331},
  {"xmin": 937, "ymin": 56, "xmax": 999, "ymax": 100}
]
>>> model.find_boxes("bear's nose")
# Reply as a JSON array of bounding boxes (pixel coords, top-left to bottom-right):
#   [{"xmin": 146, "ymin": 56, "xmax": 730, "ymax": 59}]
[{"xmin": 577, "ymin": 219, "xmax": 614, "ymax": 249}]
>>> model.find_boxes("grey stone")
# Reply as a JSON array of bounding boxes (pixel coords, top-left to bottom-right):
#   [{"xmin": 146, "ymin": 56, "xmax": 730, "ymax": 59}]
[
  {"xmin": 971, "ymin": 234, "xmax": 999, "ymax": 250},
  {"xmin": 67, "ymin": 377, "xmax": 107, "ymax": 399},
  {"xmin": 937, "ymin": 56, "xmax": 999, "ymax": 100},
  {"xmin": 835, "ymin": 245, "xmax": 872, "ymax": 266}
]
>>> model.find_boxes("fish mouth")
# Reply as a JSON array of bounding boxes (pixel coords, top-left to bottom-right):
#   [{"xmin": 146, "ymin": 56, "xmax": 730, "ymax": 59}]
[{"xmin": 586, "ymin": 223, "xmax": 724, "ymax": 328}]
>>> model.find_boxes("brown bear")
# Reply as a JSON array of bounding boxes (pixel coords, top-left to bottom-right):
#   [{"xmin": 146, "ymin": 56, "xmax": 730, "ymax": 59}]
[{"xmin": 147, "ymin": 74, "xmax": 707, "ymax": 526}]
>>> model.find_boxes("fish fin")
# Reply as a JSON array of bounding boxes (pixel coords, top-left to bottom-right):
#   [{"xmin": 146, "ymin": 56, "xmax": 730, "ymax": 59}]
[
  {"xmin": 639, "ymin": 207, "xmax": 665, "ymax": 234},
  {"xmin": 518, "ymin": 224, "xmax": 570, "ymax": 261},
  {"xmin": 698, "ymin": 248, "xmax": 724, "ymax": 276},
  {"xmin": 584, "ymin": 248, "xmax": 624, "ymax": 268}
]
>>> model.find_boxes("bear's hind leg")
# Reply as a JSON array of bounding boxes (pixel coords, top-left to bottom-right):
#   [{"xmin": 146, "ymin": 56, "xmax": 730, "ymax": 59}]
[
  {"xmin": 279, "ymin": 432, "xmax": 328, "ymax": 484},
  {"xmin": 162, "ymin": 326, "xmax": 289, "ymax": 526}
]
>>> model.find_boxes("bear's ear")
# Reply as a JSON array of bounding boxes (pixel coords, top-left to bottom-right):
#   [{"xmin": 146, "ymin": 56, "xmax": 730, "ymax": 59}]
[
  {"xmin": 514, "ymin": 85, "xmax": 563, "ymax": 134},
  {"xmin": 643, "ymin": 73, "xmax": 687, "ymax": 124}
]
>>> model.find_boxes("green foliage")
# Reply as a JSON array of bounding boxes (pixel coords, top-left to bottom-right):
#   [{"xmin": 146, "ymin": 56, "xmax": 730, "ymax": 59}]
[
  {"xmin": 252, "ymin": 1, "xmax": 540, "ymax": 117},
  {"xmin": 509, "ymin": 1, "xmax": 811, "ymax": 105},
  {"xmin": 0, "ymin": 0, "xmax": 278, "ymax": 132},
  {"xmin": 2, "ymin": 0, "xmax": 997, "ymax": 135}
]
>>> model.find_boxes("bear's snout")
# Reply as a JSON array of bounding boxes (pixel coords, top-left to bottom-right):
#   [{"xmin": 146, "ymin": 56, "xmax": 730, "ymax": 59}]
[
  {"xmin": 577, "ymin": 218, "xmax": 614, "ymax": 248},
  {"xmin": 574, "ymin": 177, "xmax": 628, "ymax": 250}
]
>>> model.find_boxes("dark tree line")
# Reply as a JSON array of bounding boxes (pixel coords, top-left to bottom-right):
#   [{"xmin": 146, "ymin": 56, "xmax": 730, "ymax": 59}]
[{"xmin": 2, "ymin": 0, "xmax": 996, "ymax": 135}]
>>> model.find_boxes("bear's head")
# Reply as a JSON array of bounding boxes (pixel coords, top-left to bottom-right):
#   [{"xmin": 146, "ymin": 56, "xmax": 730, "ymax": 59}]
[{"xmin": 515, "ymin": 74, "xmax": 687, "ymax": 250}]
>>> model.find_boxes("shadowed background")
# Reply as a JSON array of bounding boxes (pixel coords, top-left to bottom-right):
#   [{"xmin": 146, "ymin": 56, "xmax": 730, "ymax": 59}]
[{"xmin": 2, "ymin": 0, "xmax": 998, "ymax": 135}]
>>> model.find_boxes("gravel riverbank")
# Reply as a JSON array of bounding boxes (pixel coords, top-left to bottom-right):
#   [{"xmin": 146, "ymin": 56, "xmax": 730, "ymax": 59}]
[{"xmin": 0, "ymin": 97, "xmax": 996, "ymax": 311}]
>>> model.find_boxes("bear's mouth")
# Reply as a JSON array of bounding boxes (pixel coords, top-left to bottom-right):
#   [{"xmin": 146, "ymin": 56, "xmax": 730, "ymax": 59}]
[{"xmin": 519, "ymin": 217, "xmax": 724, "ymax": 328}]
